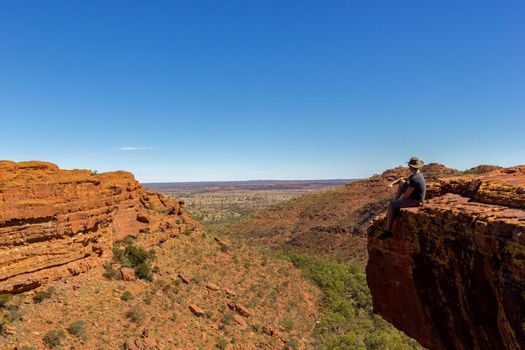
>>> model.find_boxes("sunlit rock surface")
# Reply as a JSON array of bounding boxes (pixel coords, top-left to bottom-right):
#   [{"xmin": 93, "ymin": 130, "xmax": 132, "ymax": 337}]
[{"xmin": 0, "ymin": 161, "xmax": 198, "ymax": 293}]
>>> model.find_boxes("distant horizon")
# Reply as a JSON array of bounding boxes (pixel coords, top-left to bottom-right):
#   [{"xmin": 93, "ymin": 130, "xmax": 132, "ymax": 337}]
[
  {"xmin": 2, "ymin": 157, "xmax": 512, "ymax": 183},
  {"xmin": 106, "ymin": 162, "xmax": 510, "ymax": 183},
  {"xmin": 142, "ymin": 178, "xmax": 354, "ymax": 185}
]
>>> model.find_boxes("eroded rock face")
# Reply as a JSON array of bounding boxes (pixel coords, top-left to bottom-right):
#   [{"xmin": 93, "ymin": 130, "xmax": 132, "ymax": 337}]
[
  {"xmin": 0, "ymin": 161, "xmax": 198, "ymax": 293},
  {"xmin": 367, "ymin": 166, "xmax": 525, "ymax": 350}
]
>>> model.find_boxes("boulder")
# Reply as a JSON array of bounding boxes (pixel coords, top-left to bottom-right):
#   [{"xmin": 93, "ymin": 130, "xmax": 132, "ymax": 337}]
[
  {"xmin": 120, "ymin": 267, "xmax": 136, "ymax": 281},
  {"xmin": 224, "ymin": 288, "xmax": 236, "ymax": 297},
  {"xmin": 233, "ymin": 314, "xmax": 247, "ymax": 329},
  {"xmin": 214, "ymin": 237, "xmax": 230, "ymax": 251},
  {"xmin": 189, "ymin": 304, "xmax": 204, "ymax": 317},
  {"xmin": 205, "ymin": 282, "xmax": 220, "ymax": 291},
  {"xmin": 178, "ymin": 273, "xmax": 190, "ymax": 284},
  {"xmin": 235, "ymin": 303, "xmax": 253, "ymax": 317}
]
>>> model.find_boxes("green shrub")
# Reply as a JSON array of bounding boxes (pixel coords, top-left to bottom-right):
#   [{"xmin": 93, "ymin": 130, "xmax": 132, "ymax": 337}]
[
  {"xmin": 126, "ymin": 304, "xmax": 146, "ymax": 323},
  {"xmin": 123, "ymin": 236, "xmax": 135, "ymax": 245},
  {"xmin": 149, "ymin": 248, "xmax": 157, "ymax": 259},
  {"xmin": 0, "ymin": 294, "xmax": 13, "ymax": 308},
  {"xmin": 121, "ymin": 291, "xmax": 134, "ymax": 301},
  {"xmin": 33, "ymin": 291, "xmax": 48, "ymax": 303},
  {"xmin": 20, "ymin": 346, "xmax": 38, "ymax": 350},
  {"xmin": 319, "ymin": 332, "xmax": 366, "ymax": 350},
  {"xmin": 67, "ymin": 320, "xmax": 86, "ymax": 336},
  {"xmin": 34, "ymin": 287, "xmax": 55, "ymax": 303},
  {"xmin": 103, "ymin": 262, "xmax": 121, "ymax": 280},
  {"xmin": 43, "ymin": 329, "xmax": 65, "ymax": 348},
  {"xmin": 220, "ymin": 311, "xmax": 233, "ymax": 326},
  {"xmin": 282, "ymin": 315, "xmax": 295, "ymax": 331},
  {"xmin": 216, "ymin": 337, "xmax": 228, "ymax": 349},
  {"xmin": 142, "ymin": 293, "xmax": 153, "ymax": 305},
  {"xmin": 126, "ymin": 245, "xmax": 149, "ymax": 266},
  {"xmin": 191, "ymin": 275, "xmax": 203, "ymax": 284},
  {"xmin": 135, "ymin": 262, "xmax": 152, "ymax": 281},
  {"xmin": 111, "ymin": 240, "xmax": 155, "ymax": 281},
  {"xmin": 112, "ymin": 247, "xmax": 126, "ymax": 263},
  {"xmin": 6, "ymin": 304, "xmax": 23, "ymax": 322},
  {"xmin": 284, "ymin": 337, "xmax": 300, "ymax": 350},
  {"xmin": 285, "ymin": 251, "xmax": 423, "ymax": 349},
  {"xmin": 0, "ymin": 320, "xmax": 6, "ymax": 336}
]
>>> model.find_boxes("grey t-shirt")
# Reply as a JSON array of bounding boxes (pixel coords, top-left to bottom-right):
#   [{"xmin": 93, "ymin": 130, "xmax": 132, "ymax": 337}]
[{"xmin": 408, "ymin": 172, "xmax": 426, "ymax": 201}]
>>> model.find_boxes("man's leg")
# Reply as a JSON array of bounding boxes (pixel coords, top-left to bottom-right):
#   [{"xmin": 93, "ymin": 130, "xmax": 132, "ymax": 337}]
[
  {"xmin": 380, "ymin": 199, "xmax": 419, "ymax": 240},
  {"xmin": 385, "ymin": 200, "xmax": 400, "ymax": 232},
  {"xmin": 383, "ymin": 181, "xmax": 407, "ymax": 232}
]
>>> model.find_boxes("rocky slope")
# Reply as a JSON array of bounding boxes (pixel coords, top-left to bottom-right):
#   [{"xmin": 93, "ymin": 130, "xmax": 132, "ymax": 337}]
[
  {"xmin": 1, "ymin": 232, "xmax": 318, "ymax": 349},
  {"xmin": 367, "ymin": 166, "xmax": 525, "ymax": 350},
  {"xmin": 224, "ymin": 163, "xmax": 459, "ymax": 265},
  {"xmin": 0, "ymin": 161, "xmax": 198, "ymax": 293}
]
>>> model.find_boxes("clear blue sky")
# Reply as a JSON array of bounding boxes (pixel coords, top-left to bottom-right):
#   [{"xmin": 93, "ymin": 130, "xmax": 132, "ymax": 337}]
[{"xmin": 1, "ymin": 1, "xmax": 523, "ymax": 182}]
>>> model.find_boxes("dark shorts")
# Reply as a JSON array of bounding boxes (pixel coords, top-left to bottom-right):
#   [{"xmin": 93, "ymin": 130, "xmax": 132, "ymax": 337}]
[{"xmin": 389, "ymin": 198, "xmax": 421, "ymax": 211}]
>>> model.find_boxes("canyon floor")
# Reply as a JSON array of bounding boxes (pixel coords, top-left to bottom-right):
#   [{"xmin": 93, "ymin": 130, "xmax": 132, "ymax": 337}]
[{"xmin": 144, "ymin": 180, "xmax": 350, "ymax": 231}]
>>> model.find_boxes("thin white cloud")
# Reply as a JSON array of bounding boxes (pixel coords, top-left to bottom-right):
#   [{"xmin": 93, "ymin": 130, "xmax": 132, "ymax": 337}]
[
  {"xmin": 118, "ymin": 146, "xmax": 155, "ymax": 151},
  {"xmin": 7, "ymin": 152, "xmax": 106, "ymax": 157}
]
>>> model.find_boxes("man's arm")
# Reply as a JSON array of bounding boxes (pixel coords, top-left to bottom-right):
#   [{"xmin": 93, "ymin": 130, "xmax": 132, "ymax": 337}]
[
  {"xmin": 399, "ymin": 186, "xmax": 415, "ymax": 200},
  {"xmin": 387, "ymin": 178, "xmax": 405, "ymax": 189}
]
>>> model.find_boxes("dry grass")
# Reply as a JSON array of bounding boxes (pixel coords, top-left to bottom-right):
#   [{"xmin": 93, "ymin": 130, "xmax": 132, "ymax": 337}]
[{"xmin": 1, "ymin": 232, "xmax": 319, "ymax": 349}]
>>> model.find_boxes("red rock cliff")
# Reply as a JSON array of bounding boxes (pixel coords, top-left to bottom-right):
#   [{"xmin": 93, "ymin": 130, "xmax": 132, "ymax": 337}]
[
  {"xmin": 367, "ymin": 166, "xmax": 525, "ymax": 350},
  {"xmin": 0, "ymin": 161, "xmax": 198, "ymax": 293}
]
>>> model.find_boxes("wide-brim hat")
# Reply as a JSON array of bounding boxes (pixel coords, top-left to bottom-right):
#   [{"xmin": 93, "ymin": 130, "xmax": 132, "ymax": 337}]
[{"xmin": 407, "ymin": 156, "xmax": 424, "ymax": 169}]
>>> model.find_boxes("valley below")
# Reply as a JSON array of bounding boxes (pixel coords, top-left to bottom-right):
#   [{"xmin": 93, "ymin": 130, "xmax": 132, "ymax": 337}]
[
  {"xmin": 147, "ymin": 178, "xmax": 429, "ymax": 349},
  {"xmin": 144, "ymin": 180, "xmax": 351, "ymax": 231}
]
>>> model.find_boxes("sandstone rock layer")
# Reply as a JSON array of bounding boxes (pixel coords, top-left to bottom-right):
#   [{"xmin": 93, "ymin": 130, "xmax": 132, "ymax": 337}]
[
  {"xmin": 367, "ymin": 166, "xmax": 525, "ymax": 350},
  {"xmin": 0, "ymin": 161, "xmax": 198, "ymax": 293}
]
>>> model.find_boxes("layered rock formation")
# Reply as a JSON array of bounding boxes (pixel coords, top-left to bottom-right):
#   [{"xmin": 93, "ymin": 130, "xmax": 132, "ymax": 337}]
[
  {"xmin": 367, "ymin": 166, "xmax": 525, "ymax": 349},
  {"xmin": 0, "ymin": 161, "xmax": 198, "ymax": 293}
]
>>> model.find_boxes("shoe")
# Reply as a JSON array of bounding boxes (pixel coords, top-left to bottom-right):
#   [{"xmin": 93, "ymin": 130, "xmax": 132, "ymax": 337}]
[{"xmin": 378, "ymin": 231, "xmax": 393, "ymax": 240}]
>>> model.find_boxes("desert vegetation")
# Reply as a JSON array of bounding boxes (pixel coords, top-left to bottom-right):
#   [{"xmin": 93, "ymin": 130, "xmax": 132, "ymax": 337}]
[
  {"xmin": 104, "ymin": 237, "xmax": 156, "ymax": 282},
  {"xmin": 145, "ymin": 180, "xmax": 349, "ymax": 230},
  {"xmin": 282, "ymin": 252, "xmax": 423, "ymax": 349}
]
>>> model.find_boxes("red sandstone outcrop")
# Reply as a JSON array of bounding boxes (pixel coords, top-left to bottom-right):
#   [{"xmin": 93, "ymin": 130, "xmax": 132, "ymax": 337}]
[
  {"xmin": 367, "ymin": 166, "xmax": 525, "ymax": 349},
  {"xmin": 0, "ymin": 161, "xmax": 198, "ymax": 293}
]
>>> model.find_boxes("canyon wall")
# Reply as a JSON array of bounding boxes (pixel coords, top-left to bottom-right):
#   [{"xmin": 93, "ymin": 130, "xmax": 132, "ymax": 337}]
[
  {"xmin": 0, "ymin": 161, "xmax": 198, "ymax": 293},
  {"xmin": 367, "ymin": 166, "xmax": 525, "ymax": 349}
]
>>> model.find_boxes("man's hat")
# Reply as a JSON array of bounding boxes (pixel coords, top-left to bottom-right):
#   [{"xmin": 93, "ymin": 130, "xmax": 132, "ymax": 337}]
[{"xmin": 407, "ymin": 156, "xmax": 424, "ymax": 169}]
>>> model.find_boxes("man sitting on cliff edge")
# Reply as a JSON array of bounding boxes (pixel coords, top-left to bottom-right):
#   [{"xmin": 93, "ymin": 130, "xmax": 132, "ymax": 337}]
[{"xmin": 379, "ymin": 156, "xmax": 426, "ymax": 240}]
